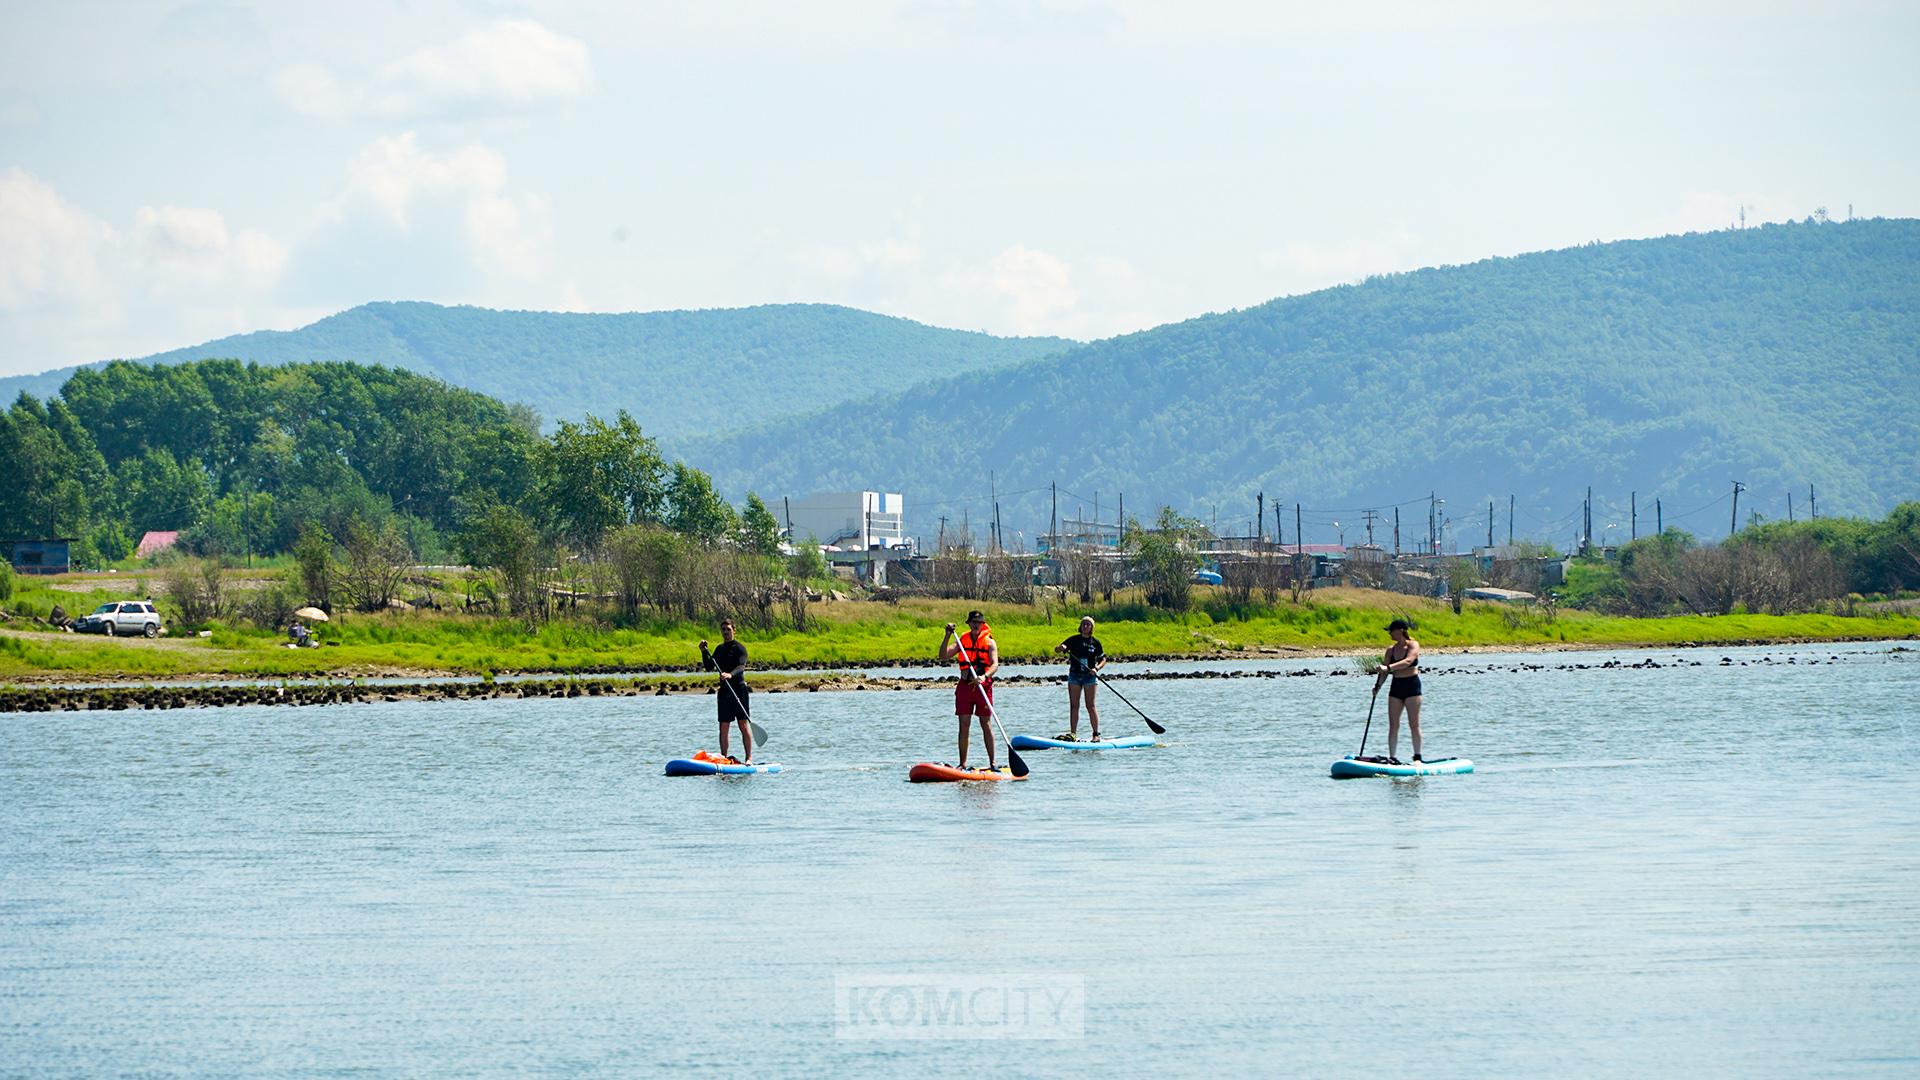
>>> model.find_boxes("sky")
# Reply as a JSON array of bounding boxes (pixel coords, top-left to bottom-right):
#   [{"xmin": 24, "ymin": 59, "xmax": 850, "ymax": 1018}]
[{"xmin": 2, "ymin": 0, "xmax": 1916, "ymax": 377}]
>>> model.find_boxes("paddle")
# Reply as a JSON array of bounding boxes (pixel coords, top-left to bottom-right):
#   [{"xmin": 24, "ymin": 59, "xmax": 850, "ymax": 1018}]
[
  {"xmin": 1357, "ymin": 679, "xmax": 1382, "ymax": 758},
  {"xmin": 951, "ymin": 625, "xmax": 1029, "ymax": 778},
  {"xmin": 1091, "ymin": 670, "xmax": 1167, "ymax": 736},
  {"xmin": 720, "ymin": 676, "xmax": 770, "ymax": 749}
]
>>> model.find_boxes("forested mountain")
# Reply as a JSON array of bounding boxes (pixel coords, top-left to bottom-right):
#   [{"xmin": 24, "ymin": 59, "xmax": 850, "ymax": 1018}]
[
  {"xmin": 689, "ymin": 219, "xmax": 1920, "ymax": 546},
  {"xmin": 0, "ymin": 303, "xmax": 1072, "ymax": 442}
]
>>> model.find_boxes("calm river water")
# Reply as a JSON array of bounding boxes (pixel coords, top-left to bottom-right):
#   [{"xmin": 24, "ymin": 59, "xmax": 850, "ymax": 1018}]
[{"xmin": 3, "ymin": 641, "xmax": 1917, "ymax": 1076}]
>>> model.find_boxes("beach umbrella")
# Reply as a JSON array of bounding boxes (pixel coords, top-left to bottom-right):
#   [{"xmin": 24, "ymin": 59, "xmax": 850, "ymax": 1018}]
[{"xmin": 294, "ymin": 606, "xmax": 329, "ymax": 622}]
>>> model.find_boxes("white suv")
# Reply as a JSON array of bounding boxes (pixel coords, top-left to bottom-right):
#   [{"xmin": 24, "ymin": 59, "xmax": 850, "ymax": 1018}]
[{"xmin": 73, "ymin": 601, "xmax": 164, "ymax": 637}]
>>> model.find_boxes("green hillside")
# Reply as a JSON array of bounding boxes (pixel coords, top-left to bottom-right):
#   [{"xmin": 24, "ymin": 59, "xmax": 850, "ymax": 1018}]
[
  {"xmin": 690, "ymin": 219, "xmax": 1920, "ymax": 545},
  {"xmin": 0, "ymin": 303, "xmax": 1072, "ymax": 441}
]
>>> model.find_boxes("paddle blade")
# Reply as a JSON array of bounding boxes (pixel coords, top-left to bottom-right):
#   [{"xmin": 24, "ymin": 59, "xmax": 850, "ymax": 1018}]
[
  {"xmin": 1008, "ymin": 746, "xmax": 1030, "ymax": 778},
  {"xmin": 750, "ymin": 721, "xmax": 769, "ymax": 747},
  {"xmin": 1145, "ymin": 717, "xmax": 1167, "ymax": 735}
]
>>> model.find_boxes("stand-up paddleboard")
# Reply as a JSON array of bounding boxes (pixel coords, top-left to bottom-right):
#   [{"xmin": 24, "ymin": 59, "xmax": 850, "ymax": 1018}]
[
  {"xmin": 1331, "ymin": 755, "xmax": 1472, "ymax": 779},
  {"xmin": 1009, "ymin": 734, "xmax": 1156, "ymax": 751},
  {"xmin": 908, "ymin": 762, "xmax": 1025, "ymax": 783},
  {"xmin": 665, "ymin": 750, "xmax": 784, "ymax": 776}
]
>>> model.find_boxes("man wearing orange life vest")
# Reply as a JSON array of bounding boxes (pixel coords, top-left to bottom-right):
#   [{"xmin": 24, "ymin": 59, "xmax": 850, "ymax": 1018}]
[{"xmin": 939, "ymin": 609, "xmax": 1001, "ymax": 772}]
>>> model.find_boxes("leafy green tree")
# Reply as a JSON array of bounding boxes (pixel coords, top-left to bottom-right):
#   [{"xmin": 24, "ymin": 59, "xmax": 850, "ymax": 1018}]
[
  {"xmin": 457, "ymin": 498, "xmax": 541, "ymax": 615},
  {"xmin": 190, "ymin": 492, "xmax": 277, "ymax": 558},
  {"xmin": 787, "ymin": 534, "xmax": 827, "ymax": 581},
  {"xmin": 339, "ymin": 517, "xmax": 413, "ymax": 612},
  {"xmin": 294, "ymin": 522, "xmax": 336, "ymax": 609},
  {"xmin": 116, "ymin": 448, "xmax": 213, "ymax": 535},
  {"xmin": 88, "ymin": 521, "xmax": 135, "ymax": 565},
  {"xmin": 539, "ymin": 411, "xmax": 667, "ymax": 549},
  {"xmin": 740, "ymin": 492, "xmax": 782, "ymax": 556},
  {"xmin": 1126, "ymin": 507, "xmax": 1206, "ymax": 611},
  {"xmin": 665, "ymin": 463, "xmax": 736, "ymax": 544}
]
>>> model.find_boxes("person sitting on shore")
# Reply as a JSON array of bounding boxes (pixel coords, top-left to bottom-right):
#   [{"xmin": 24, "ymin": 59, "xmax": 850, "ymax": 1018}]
[{"xmin": 289, "ymin": 621, "xmax": 314, "ymax": 648}]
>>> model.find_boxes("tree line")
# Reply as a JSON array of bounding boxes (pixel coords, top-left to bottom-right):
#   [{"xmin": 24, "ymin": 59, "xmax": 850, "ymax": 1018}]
[{"xmin": 0, "ymin": 358, "xmax": 812, "ymax": 624}]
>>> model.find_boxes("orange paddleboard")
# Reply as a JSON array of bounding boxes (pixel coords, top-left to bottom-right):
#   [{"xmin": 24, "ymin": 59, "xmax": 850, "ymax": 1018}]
[{"xmin": 908, "ymin": 762, "xmax": 1024, "ymax": 783}]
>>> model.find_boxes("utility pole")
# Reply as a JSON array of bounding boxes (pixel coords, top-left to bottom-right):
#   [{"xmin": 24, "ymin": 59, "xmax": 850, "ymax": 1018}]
[
  {"xmin": 1051, "ymin": 482, "xmax": 1057, "ymax": 552},
  {"xmin": 1631, "ymin": 491, "xmax": 1637, "ymax": 541},
  {"xmin": 1810, "ymin": 483, "xmax": 1816, "ymax": 520},
  {"xmin": 1656, "ymin": 498, "xmax": 1662, "ymax": 535},
  {"xmin": 1585, "ymin": 486, "xmax": 1593, "ymax": 549},
  {"xmin": 938, "ymin": 515, "xmax": 947, "ymax": 552},
  {"xmin": 1274, "ymin": 504, "xmax": 1283, "ymax": 548},
  {"xmin": 1394, "ymin": 507, "xmax": 1400, "ymax": 555},
  {"xmin": 1296, "ymin": 504, "xmax": 1303, "ymax": 554},
  {"xmin": 1788, "ymin": 491, "xmax": 1794, "ymax": 523},
  {"xmin": 1428, "ymin": 492, "xmax": 1436, "ymax": 555},
  {"xmin": 1508, "ymin": 495, "xmax": 1514, "ymax": 546},
  {"xmin": 1257, "ymin": 493, "xmax": 1265, "ymax": 543},
  {"xmin": 1362, "ymin": 508, "xmax": 1377, "ymax": 546},
  {"xmin": 1117, "ymin": 493, "xmax": 1124, "ymax": 531},
  {"xmin": 1487, "ymin": 500, "xmax": 1494, "ymax": 549},
  {"xmin": 783, "ymin": 496, "xmax": 791, "ymax": 532},
  {"xmin": 1730, "ymin": 481, "xmax": 1745, "ymax": 538}
]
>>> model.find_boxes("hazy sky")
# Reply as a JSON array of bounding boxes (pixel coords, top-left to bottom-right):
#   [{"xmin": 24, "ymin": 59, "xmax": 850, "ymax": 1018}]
[{"xmin": 2, "ymin": 0, "xmax": 1915, "ymax": 376}]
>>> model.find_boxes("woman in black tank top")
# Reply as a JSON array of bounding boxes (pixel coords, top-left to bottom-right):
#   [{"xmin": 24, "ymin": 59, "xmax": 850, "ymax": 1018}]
[{"xmin": 1379, "ymin": 619, "xmax": 1424, "ymax": 763}]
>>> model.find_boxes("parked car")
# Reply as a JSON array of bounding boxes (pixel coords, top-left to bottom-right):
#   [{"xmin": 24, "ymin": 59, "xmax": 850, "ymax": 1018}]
[{"xmin": 72, "ymin": 600, "xmax": 163, "ymax": 638}]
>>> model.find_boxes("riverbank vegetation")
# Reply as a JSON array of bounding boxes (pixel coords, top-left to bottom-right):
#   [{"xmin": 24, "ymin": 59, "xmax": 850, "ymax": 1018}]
[{"xmin": 5, "ymin": 583, "xmax": 1915, "ymax": 683}]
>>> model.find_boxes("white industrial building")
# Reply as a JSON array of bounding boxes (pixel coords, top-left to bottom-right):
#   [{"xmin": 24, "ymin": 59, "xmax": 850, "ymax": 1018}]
[{"xmin": 783, "ymin": 491, "xmax": 907, "ymax": 550}]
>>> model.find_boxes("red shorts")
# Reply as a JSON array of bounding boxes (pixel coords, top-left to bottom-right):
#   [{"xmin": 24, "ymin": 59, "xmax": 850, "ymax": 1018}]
[{"xmin": 955, "ymin": 678, "xmax": 994, "ymax": 717}]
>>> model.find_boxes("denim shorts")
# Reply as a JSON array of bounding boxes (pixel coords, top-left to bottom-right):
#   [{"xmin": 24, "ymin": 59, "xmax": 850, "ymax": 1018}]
[{"xmin": 1067, "ymin": 670, "xmax": 1098, "ymax": 687}]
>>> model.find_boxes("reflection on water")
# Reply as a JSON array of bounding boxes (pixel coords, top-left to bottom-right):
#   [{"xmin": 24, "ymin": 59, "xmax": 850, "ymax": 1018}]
[{"xmin": 1, "ymin": 641, "xmax": 1917, "ymax": 1075}]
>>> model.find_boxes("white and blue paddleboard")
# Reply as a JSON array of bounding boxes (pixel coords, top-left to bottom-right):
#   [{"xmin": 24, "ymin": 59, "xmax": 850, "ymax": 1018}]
[
  {"xmin": 1009, "ymin": 734, "xmax": 1156, "ymax": 751},
  {"xmin": 664, "ymin": 758, "xmax": 784, "ymax": 776},
  {"xmin": 1330, "ymin": 755, "xmax": 1473, "ymax": 779}
]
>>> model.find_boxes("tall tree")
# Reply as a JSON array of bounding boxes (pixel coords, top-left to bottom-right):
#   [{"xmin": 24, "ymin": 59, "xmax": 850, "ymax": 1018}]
[{"xmin": 539, "ymin": 412, "xmax": 667, "ymax": 549}]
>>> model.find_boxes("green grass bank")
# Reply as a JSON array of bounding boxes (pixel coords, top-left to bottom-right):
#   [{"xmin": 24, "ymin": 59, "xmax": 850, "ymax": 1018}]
[{"xmin": 4, "ymin": 587, "xmax": 1916, "ymax": 683}]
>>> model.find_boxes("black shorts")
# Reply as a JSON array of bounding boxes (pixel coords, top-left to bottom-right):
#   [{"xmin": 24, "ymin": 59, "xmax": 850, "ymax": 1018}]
[
  {"xmin": 717, "ymin": 682, "xmax": 751, "ymax": 721},
  {"xmin": 1388, "ymin": 676, "xmax": 1423, "ymax": 701}
]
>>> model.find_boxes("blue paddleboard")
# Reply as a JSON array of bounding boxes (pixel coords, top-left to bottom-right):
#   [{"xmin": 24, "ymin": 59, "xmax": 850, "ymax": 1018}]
[
  {"xmin": 664, "ymin": 757, "xmax": 784, "ymax": 776},
  {"xmin": 1009, "ymin": 734, "xmax": 1156, "ymax": 751},
  {"xmin": 1330, "ymin": 755, "xmax": 1472, "ymax": 779}
]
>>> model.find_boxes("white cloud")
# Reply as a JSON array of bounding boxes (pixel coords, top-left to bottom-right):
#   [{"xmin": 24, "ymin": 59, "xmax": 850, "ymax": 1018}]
[
  {"xmin": 334, "ymin": 132, "xmax": 508, "ymax": 229},
  {"xmin": 0, "ymin": 167, "xmax": 112, "ymax": 310},
  {"xmin": 0, "ymin": 169, "xmax": 299, "ymax": 370},
  {"xmin": 135, "ymin": 204, "xmax": 287, "ymax": 289},
  {"xmin": 306, "ymin": 132, "xmax": 557, "ymax": 290},
  {"xmin": 989, "ymin": 244, "xmax": 1077, "ymax": 333},
  {"xmin": 272, "ymin": 19, "xmax": 591, "ymax": 121},
  {"xmin": 387, "ymin": 19, "xmax": 592, "ymax": 109}
]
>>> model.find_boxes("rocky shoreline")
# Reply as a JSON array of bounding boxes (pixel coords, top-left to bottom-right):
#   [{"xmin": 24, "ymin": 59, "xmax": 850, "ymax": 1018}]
[{"xmin": 0, "ymin": 641, "xmax": 1905, "ymax": 713}]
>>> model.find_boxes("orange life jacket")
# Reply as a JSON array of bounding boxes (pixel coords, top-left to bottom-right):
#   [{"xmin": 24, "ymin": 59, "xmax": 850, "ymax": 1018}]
[{"xmin": 956, "ymin": 626, "xmax": 995, "ymax": 678}]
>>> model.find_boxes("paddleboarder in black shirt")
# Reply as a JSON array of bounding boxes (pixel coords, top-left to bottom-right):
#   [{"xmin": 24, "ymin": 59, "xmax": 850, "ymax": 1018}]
[
  {"xmin": 1375, "ymin": 618, "xmax": 1423, "ymax": 763},
  {"xmin": 699, "ymin": 619, "xmax": 753, "ymax": 764},
  {"xmin": 1053, "ymin": 616, "xmax": 1106, "ymax": 741}
]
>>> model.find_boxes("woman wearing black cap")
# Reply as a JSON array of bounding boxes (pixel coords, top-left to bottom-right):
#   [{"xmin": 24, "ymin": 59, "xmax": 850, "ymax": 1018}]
[{"xmin": 1374, "ymin": 618, "xmax": 1424, "ymax": 763}]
